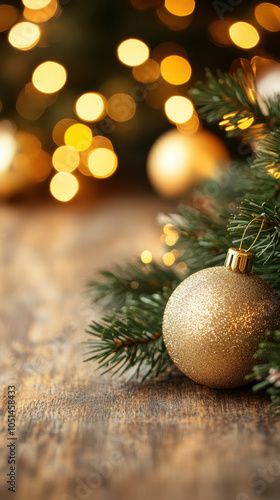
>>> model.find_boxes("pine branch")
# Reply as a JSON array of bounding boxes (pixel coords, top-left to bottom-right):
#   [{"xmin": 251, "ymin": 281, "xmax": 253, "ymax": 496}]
[
  {"xmin": 251, "ymin": 129, "xmax": 280, "ymax": 174},
  {"xmin": 234, "ymin": 164, "xmax": 280, "ymax": 202},
  {"xmin": 247, "ymin": 331, "xmax": 280, "ymax": 416},
  {"xmin": 189, "ymin": 68, "xmax": 280, "ymax": 138},
  {"xmin": 87, "ymin": 259, "xmax": 182, "ymax": 308},
  {"xmin": 83, "ymin": 290, "xmax": 173, "ymax": 381},
  {"xmin": 159, "ymin": 200, "xmax": 232, "ymax": 273}
]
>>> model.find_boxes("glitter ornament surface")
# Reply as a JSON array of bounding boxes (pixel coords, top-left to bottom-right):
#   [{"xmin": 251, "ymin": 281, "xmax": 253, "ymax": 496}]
[{"xmin": 163, "ymin": 266, "xmax": 280, "ymax": 388}]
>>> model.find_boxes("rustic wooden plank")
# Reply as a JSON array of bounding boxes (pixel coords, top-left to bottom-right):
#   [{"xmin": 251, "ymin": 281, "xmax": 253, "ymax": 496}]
[{"xmin": 1, "ymin": 196, "xmax": 280, "ymax": 500}]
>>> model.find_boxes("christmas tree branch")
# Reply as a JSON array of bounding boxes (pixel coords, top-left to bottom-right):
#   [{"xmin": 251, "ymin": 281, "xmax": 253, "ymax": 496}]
[
  {"xmin": 159, "ymin": 201, "xmax": 232, "ymax": 273},
  {"xmin": 87, "ymin": 259, "xmax": 182, "ymax": 308},
  {"xmin": 83, "ymin": 291, "xmax": 173, "ymax": 380},
  {"xmin": 251, "ymin": 129, "xmax": 280, "ymax": 173},
  {"xmin": 247, "ymin": 331, "xmax": 280, "ymax": 416},
  {"xmin": 189, "ymin": 68, "xmax": 280, "ymax": 138}
]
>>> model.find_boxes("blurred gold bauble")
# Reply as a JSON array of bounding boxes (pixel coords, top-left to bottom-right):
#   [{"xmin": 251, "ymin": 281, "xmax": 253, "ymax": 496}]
[
  {"xmin": 163, "ymin": 249, "xmax": 280, "ymax": 389},
  {"xmin": 147, "ymin": 128, "xmax": 230, "ymax": 198}
]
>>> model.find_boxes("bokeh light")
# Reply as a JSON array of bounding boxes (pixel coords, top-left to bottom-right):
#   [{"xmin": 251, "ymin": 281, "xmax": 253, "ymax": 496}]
[
  {"xmin": 16, "ymin": 82, "xmax": 56, "ymax": 120},
  {"xmin": 52, "ymin": 118, "xmax": 77, "ymax": 146},
  {"xmin": 156, "ymin": 5, "xmax": 192, "ymax": 30},
  {"xmin": 165, "ymin": 96, "xmax": 193, "ymax": 123},
  {"xmin": 87, "ymin": 148, "xmax": 118, "ymax": 178},
  {"xmin": 0, "ymin": 5, "xmax": 18, "ymax": 32},
  {"xmin": 141, "ymin": 250, "xmax": 153, "ymax": 263},
  {"xmin": 0, "ymin": 132, "xmax": 16, "ymax": 173},
  {"xmin": 163, "ymin": 252, "xmax": 175, "ymax": 266},
  {"xmin": 237, "ymin": 117, "xmax": 254, "ymax": 130},
  {"xmin": 75, "ymin": 93, "xmax": 107, "ymax": 122},
  {"xmin": 23, "ymin": 0, "xmax": 58, "ymax": 23},
  {"xmin": 229, "ymin": 22, "xmax": 259, "ymax": 49},
  {"xmin": 160, "ymin": 55, "xmax": 192, "ymax": 85},
  {"xmin": 14, "ymin": 149, "xmax": 52, "ymax": 182},
  {"xmin": 147, "ymin": 128, "xmax": 229, "ymax": 197},
  {"xmin": 108, "ymin": 94, "xmax": 136, "ymax": 122},
  {"xmin": 208, "ymin": 20, "xmax": 232, "ymax": 47},
  {"xmin": 165, "ymin": 230, "xmax": 179, "ymax": 246},
  {"xmin": 52, "ymin": 145, "xmax": 80, "ymax": 173},
  {"xmin": 256, "ymin": 60, "xmax": 280, "ymax": 100},
  {"xmin": 132, "ymin": 59, "xmax": 160, "ymax": 83},
  {"xmin": 164, "ymin": 0, "xmax": 195, "ymax": 17},
  {"xmin": 177, "ymin": 111, "xmax": 200, "ymax": 134},
  {"xmin": 22, "ymin": 0, "xmax": 51, "ymax": 8},
  {"xmin": 117, "ymin": 39, "xmax": 149, "ymax": 67},
  {"xmin": 64, "ymin": 124, "xmax": 92, "ymax": 151},
  {"xmin": 8, "ymin": 22, "xmax": 41, "ymax": 51},
  {"xmin": 91, "ymin": 135, "xmax": 114, "ymax": 150},
  {"xmin": 153, "ymin": 42, "xmax": 187, "ymax": 63},
  {"xmin": 50, "ymin": 172, "xmax": 79, "ymax": 202},
  {"xmin": 255, "ymin": 3, "xmax": 280, "ymax": 32},
  {"xmin": 32, "ymin": 61, "xmax": 67, "ymax": 94}
]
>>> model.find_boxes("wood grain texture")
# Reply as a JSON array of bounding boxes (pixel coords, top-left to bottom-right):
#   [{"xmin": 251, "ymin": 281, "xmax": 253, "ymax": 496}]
[{"xmin": 1, "ymin": 195, "xmax": 280, "ymax": 500}]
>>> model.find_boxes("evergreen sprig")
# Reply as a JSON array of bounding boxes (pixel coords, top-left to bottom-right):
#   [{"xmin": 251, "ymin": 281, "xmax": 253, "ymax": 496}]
[
  {"xmin": 247, "ymin": 331, "xmax": 280, "ymax": 416},
  {"xmin": 189, "ymin": 68, "xmax": 280, "ymax": 138},
  {"xmin": 87, "ymin": 259, "xmax": 182, "ymax": 308},
  {"xmin": 84, "ymin": 65, "xmax": 280, "ymax": 416},
  {"xmin": 83, "ymin": 291, "xmax": 173, "ymax": 381},
  {"xmin": 251, "ymin": 129, "xmax": 280, "ymax": 173}
]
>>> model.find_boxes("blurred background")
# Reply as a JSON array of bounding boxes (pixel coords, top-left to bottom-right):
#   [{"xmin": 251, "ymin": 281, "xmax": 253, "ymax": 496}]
[{"xmin": 0, "ymin": 0, "xmax": 280, "ymax": 205}]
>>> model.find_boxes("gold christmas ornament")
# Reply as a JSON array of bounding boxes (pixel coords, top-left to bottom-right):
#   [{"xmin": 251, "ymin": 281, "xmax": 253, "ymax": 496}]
[
  {"xmin": 146, "ymin": 128, "xmax": 230, "ymax": 198},
  {"xmin": 163, "ymin": 246, "xmax": 280, "ymax": 389}
]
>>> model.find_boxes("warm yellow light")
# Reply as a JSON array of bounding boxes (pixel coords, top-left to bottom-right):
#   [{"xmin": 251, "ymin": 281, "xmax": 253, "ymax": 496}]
[
  {"xmin": 14, "ymin": 149, "xmax": 52, "ymax": 182},
  {"xmin": 141, "ymin": 250, "xmax": 153, "ymax": 264},
  {"xmin": 117, "ymin": 38, "xmax": 149, "ymax": 67},
  {"xmin": 52, "ymin": 118, "xmax": 77, "ymax": 146},
  {"xmin": 177, "ymin": 112, "xmax": 200, "ymax": 134},
  {"xmin": 223, "ymin": 112, "xmax": 237, "ymax": 119},
  {"xmin": 208, "ymin": 19, "xmax": 232, "ymax": 47},
  {"xmin": 8, "ymin": 22, "xmax": 40, "ymax": 51},
  {"xmin": 0, "ymin": 132, "xmax": 16, "ymax": 173},
  {"xmin": 165, "ymin": 230, "xmax": 178, "ymax": 246},
  {"xmin": 107, "ymin": 94, "xmax": 136, "ymax": 122},
  {"xmin": 64, "ymin": 124, "xmax": 92, "ymax": 151},
  {"xmin": 23, "ymin": 0, "xmax": 57, "ymax": 23},
  {"xmin": 163, "ymin": 252, "xmax": 176, "ymax": 266},
  {"xmin": 164, "ymin": 0, "xmax": 195, "ymax": 17},
  {"xmin": 22, "ymin": 0, "xmax": 51, "ymax": 8},
  {"xmin": 0, "ymin": 5, "xmax": 18, "ymax": 32},
  {"xmin": 132, "ymin": 59, "xmax": 160, "ymax": 83},
  {"xmin": 87, "ymin": 148, "xmax": 118, "ymax": 178},
  {"xmin": 255, "ymin": 3, "xmax": 280, "ymax": 32},
  {"xmin": 52, "ymin": 145, "xmax": 80, "ymax": 173},
  {"xmin": 238, "ymin": 117, "xmax": 254, "ymax": 129},
  {"xmin": 229, "ymin": 22, "xmax": 259, "ymax": 49},
  {"xmin": 177, "ymin": 261, "xmax": 188, "ymax": 273},
  {"xmin": 147, "ymin": 129, "xmax": 230, "ymax": 198},
  {"xmin": 50, "ymin": 172, "xmax": 78, "ymax": 202},
  {"xmin": 163, "ymin": 223, "xmax": 174, "ymax": 234},
  {"xmin": 91, "ymin": 136, "xmax": 114, "ymax": 151},
  {"xmin": 75, "ymin": 93, "xmax": 106, "ymax": 122},
  {"xmin": 156, "ymin": 5, "xmax": 192, "ymax": 30},
  {"xmin": 160, "ymin": 55, "xmax": 191, "ymax": 85},
  {"xmin": 32, "ymin": 61, "xmax": 67, "ymax": 94},
  {"xmin": 165, "ymin": 96, "xmax": 193, "ymax": 124}
]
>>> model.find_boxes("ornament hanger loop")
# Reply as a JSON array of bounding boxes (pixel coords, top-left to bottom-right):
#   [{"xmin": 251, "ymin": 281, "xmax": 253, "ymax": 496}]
[{"xmin": 239, "ymin": 217, "xmax": 265, "ymax": 253}]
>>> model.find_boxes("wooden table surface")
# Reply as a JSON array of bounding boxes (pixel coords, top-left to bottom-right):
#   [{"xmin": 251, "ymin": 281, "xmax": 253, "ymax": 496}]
[{"xmin": 1, "ymin": 194, "xmax": 280, "ymax": 500}]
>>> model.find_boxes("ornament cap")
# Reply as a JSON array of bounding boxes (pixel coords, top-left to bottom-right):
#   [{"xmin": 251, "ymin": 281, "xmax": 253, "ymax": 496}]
[{"xmin": 224, "ymin": 247, "xmax": 254, "ymax": 273}]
